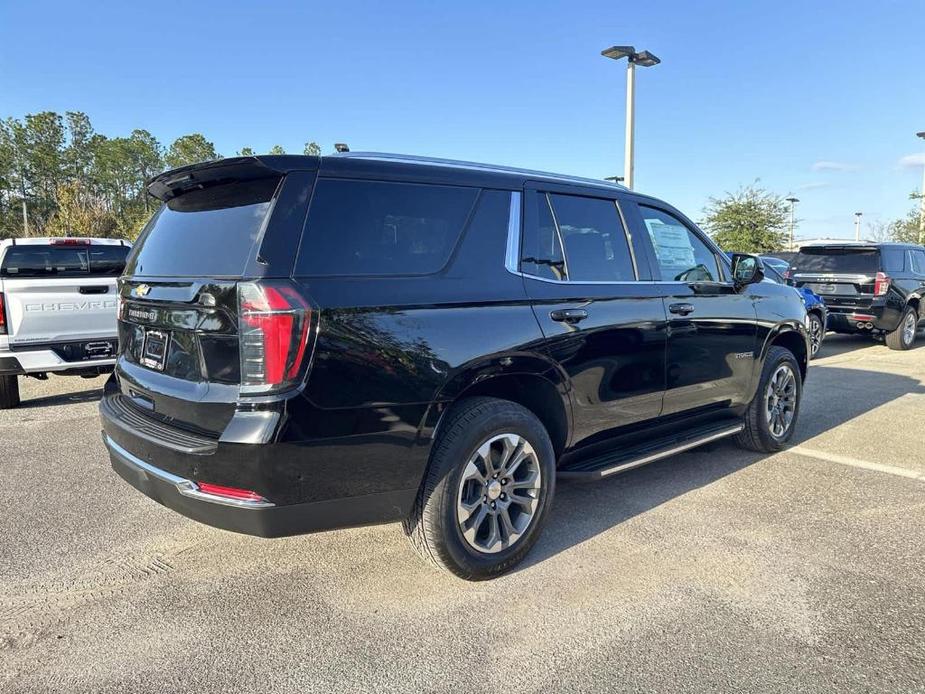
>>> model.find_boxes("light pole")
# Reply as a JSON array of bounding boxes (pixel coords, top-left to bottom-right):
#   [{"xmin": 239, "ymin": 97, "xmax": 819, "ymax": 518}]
[
  {"xmin": 917, "ymin": 131, "xmax": 925, "ymax": 244},
  {"xmin": 786, "ymin": 197, "xmax": 799, "ymax": 250},
  {"xmin": 601, "ymin": 45, "xmax": 660, "ymax": 190},
  {"xmin": 854, "ymin": 212, "xmax": 863, "ymax": 241}
]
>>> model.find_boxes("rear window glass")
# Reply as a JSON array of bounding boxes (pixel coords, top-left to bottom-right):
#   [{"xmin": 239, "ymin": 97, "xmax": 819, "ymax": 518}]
[
  {"xmin": 295, "ymin": 179, "xmax": 478, "ymax": 276},
  {"xmin": 792, "ymin": 247, "xmax": 880, "ymax": 274},
  {"xmin": 1, "ymin": 244, "xmax": 130, "ymax": 278},
  {"xmin": 126, "ymin": 177, "xmax": 280, "ymax": 277}
]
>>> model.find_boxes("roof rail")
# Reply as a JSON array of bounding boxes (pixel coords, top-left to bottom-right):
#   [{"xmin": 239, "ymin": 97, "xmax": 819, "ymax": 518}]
[{"xmin": 332, "ymin": 151, "xmax": 627, "ymax": 190}]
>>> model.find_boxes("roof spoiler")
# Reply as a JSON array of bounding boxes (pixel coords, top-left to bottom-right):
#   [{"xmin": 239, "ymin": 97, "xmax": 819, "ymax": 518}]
[{"xmin": 146, "ymin": 155, "xmax": 319, "ymax": 201}]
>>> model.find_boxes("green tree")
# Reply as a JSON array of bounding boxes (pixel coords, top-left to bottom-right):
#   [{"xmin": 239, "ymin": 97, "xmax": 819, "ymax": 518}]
[
  {"xmin": 0, "ymin": 117, "xmax": 33, "ymax": 236},
  {"xmin": 237, "ymin": 147, "xmax": 255, "ymax": 156},
  {"xmin": 45, "ymin": 180, "xmax": 119, "ymax": 238},
  {"xmin": 268, "ymin": 145, "xmax": 286, "ymax": 155},
  {"xmin": 303, "ymin": 141, "xmax": 321, "ymax": 156},
  {"xmin": 64, "ymin": 111, "xmax": 95, "ymax": 186},
  {"xmin": 164, "ymin": 133, "xmax": 220, "ymax": 169},
  {"xmin": 702, "ymin": 184, "xmax": 788, "ymax": 253},
  {"xmin": 23, "ymin": 111, "xmax": 65, "ymax": 207},
  {"xmin": 885, "ymin": 205, "xmax": 923, "ymax": 244}
]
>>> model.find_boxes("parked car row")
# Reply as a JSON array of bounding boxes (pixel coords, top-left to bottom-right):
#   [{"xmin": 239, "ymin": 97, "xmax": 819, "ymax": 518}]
[{"xmin": 3, "ymin": 153, "xmax": 921, "ymax": 580}]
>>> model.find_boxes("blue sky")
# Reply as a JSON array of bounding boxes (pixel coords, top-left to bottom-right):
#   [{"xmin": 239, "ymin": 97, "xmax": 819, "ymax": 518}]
[{"xmin": 2, "ymin": 0, "xmax": 923, "ymax": 240}]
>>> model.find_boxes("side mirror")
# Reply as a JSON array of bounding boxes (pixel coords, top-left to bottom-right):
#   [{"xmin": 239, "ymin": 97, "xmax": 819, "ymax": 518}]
[{"xmin": 730, "ymin": 253, "xmax": 764, "ymax": 289}]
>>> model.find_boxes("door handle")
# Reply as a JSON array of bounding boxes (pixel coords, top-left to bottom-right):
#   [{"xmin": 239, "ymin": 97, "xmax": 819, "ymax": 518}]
[
  {"xmin": 669, "ymin": 303, "xmax": 695, "ymax": 316},
  {"xmin": 550, "ymin": 308, "xmax": 589, "ymax": 324},
  {"xmin": 79, "ymin": 286, "xmax": 109, "ymax": 295}
]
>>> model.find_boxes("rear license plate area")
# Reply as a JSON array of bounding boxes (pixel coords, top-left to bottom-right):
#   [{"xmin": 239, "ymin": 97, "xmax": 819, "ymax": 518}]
[
  {"xmin": 810, "ymin": 283, "xmax": 855, "ymax": 296},
  {"xmin": 141, "ymin": 329, "xmax": 169, "ymax": 371}
]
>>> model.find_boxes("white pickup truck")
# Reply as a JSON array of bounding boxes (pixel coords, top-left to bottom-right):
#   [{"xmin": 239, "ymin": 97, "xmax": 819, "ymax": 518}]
[{"xmin": 0, "ymin": 237, "xmax": 130, "ymax": 408}]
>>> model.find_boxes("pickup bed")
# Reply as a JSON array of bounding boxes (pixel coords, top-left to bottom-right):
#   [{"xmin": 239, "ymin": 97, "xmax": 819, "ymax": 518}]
[{"xmin": 0, "ymin": 237, "xmax": 130, "ymax": 408}]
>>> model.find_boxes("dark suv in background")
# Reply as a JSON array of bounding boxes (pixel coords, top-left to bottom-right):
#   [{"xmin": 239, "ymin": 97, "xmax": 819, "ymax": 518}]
[
  {"xmin": 101, "ymin": 153, "xmax": 810, "ymax": 579},
  {"xmin": 788, "ymin": 242, "xmax": 925, "ymax": 350}
]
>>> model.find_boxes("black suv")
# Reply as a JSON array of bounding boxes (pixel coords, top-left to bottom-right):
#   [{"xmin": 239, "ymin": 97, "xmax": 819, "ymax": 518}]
[
  {"xmin": 101, "ymin": 153, "xmax": 810, "ymax": 580},
  {"xmin": 788, "ymin": 242, "xmax": 925, "ymax": 350}
]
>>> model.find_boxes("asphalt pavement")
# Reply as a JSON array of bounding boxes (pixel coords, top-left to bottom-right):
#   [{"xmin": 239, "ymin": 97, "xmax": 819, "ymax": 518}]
[{"xmin": 1, "ymin": 333, "xmax": 923, "ymax": 693}]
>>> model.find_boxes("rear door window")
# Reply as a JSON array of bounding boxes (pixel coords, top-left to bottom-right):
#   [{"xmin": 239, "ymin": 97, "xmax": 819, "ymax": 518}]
[
  {"xmin": 521, "ymin": 192, "xmax": 566, "ymax": 281},
  {"xmin": 126, "ymin": 176, "xmax": 281, "ymax": 277},
  {"xmin": 791, "ymin": 247, "xmax": 880, "ymax": 274},
  {"xmin": 639, "ymin": 206, "xmax": 722, "ymax": 282},
  {"xmin": 295, "ymin": 179, "xmax": 478, "ymax": 276},
  {"xmin": 548, "ymin": 194, "xmax": 635, "ymax": 282}
]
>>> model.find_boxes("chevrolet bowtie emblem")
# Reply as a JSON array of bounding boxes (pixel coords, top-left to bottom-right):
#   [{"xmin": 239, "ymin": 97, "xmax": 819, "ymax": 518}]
[{"xmin": 135, "ymin": 284, "xmax": 151, "ymax": 297}]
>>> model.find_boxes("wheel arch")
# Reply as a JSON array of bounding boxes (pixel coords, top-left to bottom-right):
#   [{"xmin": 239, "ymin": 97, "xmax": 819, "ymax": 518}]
[
  {"xmin": 422, "ymin": 354, "xmax": 572, "ymax": 460},
  {"xmin": 762, "ymin": 324, "xmax": 809, "ymax": 381}
]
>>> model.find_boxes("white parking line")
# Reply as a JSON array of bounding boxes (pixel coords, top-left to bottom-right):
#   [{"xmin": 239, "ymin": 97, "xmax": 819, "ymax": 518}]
[{"xmin": 790, "ymin": 446, "xmax": 925, "ymax": 482}]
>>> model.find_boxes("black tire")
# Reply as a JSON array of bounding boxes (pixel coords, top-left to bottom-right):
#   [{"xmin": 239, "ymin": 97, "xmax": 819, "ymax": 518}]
[
  {"xmin": 402, "ymin": 397, "xmax": 556, "ymax": 580},
  {"xmin": 736, "ymin": 346, "xmax": 802, "ymax": 453},
  {"xmin": 807, "ymin": 312, "xmax": 825, "ymax": 359},
  {"xmin": 884, "ymin": 306, "xmax": 918, "ymax": 351},
  {"xmin": 0, "ymin": 374, "xmax": 20, "ymax": 409}
]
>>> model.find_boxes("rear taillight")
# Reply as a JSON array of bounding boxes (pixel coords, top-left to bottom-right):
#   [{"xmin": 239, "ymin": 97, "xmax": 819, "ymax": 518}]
[
  {"xmin": 0, "ymin": 292, "xmax": 6, "ymax": 334},
  {"xmin": 238, "ymin": 280, "xmax": 312, "ymax": 394},
  {"xmin": 874, "ymin": 272, "xmax": 891, "ymax": 296}
]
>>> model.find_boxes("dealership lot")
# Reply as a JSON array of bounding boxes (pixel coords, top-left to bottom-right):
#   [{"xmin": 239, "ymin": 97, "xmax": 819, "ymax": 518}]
[{"xmin": 1, "ymin": 334, "xmax": 923, "ymax": 693}]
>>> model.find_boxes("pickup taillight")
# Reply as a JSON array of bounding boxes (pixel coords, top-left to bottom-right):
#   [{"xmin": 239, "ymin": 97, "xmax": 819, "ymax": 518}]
[
  {"xmin": 238, "ymin": 281, "xmax": 312, "ymax": 394},
  {"xmin": 874, "ymin": 272, "xmax": 891, "ymax": 296},
  {"xmin": 0, "ymin": 292, "xmax": 6, "ymax": 334}
]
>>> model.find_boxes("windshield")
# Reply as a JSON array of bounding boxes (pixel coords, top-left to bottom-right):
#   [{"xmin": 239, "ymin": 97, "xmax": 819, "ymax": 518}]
[{"xmin": 791, "ymin": 247, "xmax": 880, "ymax": 274}]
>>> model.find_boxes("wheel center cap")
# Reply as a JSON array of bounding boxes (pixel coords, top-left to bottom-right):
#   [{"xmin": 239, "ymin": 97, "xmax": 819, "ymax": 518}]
[{"xmin": 486, "ymin": 480, "xmax": 502, "ymax": 501}]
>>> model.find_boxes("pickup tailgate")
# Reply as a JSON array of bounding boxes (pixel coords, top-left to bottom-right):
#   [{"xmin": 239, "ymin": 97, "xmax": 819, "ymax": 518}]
[
  {"xmin": 2, "ymin": 276, "xmax": 118, "ymax": 345},
  {"xmin": 0, "ymin": 241, "xmax": 128, "ymax": 348}
]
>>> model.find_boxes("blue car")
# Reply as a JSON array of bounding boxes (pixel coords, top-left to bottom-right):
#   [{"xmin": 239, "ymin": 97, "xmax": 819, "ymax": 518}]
[
  {"xmin": 723, "ymin": 252, "xmax": 827, "ymax": 358},
  {"xmin": 760, "ymin": 258, "xmax": 827, "ymax": 359}
]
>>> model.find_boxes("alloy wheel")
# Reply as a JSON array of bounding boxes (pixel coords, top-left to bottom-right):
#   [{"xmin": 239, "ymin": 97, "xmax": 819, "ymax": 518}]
[
  {"xmin": 456, "ymin": 433, "xmax": 542, "ymax": 554},
  {"xmin": 809, "ymin": 315, "xmax": 823, "ymax": 357},
  {"xmin": 902, "ymin": 311, "xmax": 917, "ymax": 346},
  {"xmin": 764, "ymin": 364, "xmax": 797, "ymax": 438}
]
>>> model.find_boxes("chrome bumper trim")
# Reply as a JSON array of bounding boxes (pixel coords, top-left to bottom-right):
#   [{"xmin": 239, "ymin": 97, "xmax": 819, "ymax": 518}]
[{"xmin": 105, "ymin": 434, "xmax": 275, "ymax": 509}]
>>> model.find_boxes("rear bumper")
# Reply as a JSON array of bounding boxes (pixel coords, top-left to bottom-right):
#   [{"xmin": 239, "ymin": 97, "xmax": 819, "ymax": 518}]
[
  {"xmin": 825, "ymin": 305, "xmax": 901, "ymax": 332},
  {"xmin": 100, "ymin": 394, "xmax": 417, "ymax": 538},
  {"xmin": 105, "ymin": 433, "xmax": 412, "ymax": 537},
  {"xmin": 0, "ymin": 340, "xmax": 117, "ymax": 375}
]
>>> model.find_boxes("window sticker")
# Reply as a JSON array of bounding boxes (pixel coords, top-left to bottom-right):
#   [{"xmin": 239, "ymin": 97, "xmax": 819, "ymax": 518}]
[{"xmin": 644, "ymin": 218, "xmax": 696, "ymax": 268}]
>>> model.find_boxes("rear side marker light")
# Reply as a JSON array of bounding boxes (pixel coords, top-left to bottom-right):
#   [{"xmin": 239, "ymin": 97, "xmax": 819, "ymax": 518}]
[
  {"xmin": 874, "ymin": 272, "xmax": 891, "ymax": 296},
  {"xmin": 195, "ymin": 482, "xmax": 268, "ymax": 503}
]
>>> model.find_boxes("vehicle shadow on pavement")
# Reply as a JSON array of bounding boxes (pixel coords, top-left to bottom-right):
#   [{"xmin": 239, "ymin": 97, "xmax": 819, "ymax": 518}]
[
  {"xmin": 519, "ymin": 365, "xmax": 924, "ymax": 572},
  {"xmin": 20, "ymin": 386, "xmax": 105, "ymax": 409}
]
